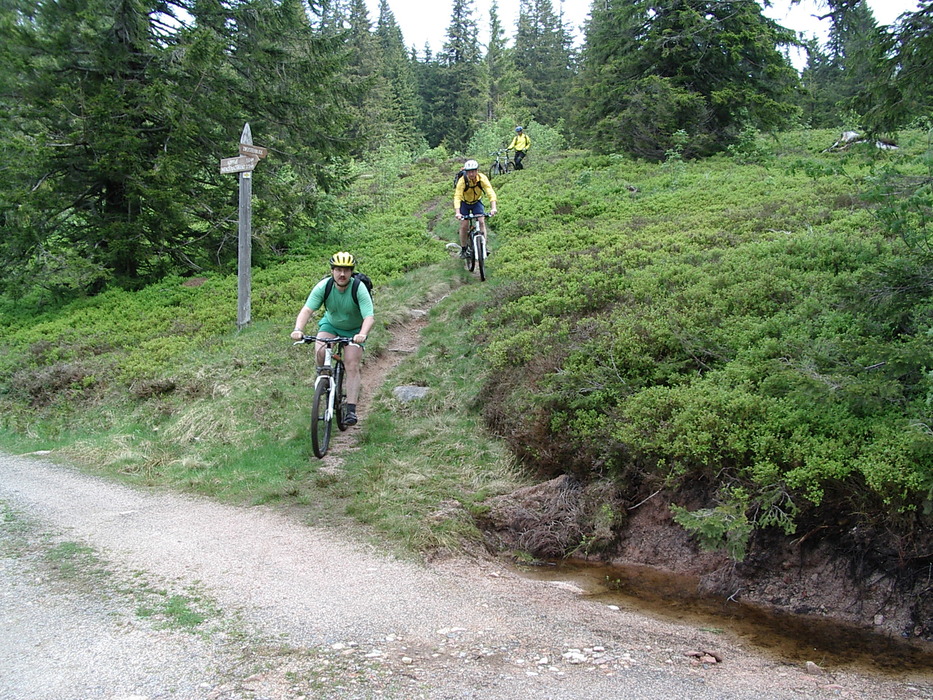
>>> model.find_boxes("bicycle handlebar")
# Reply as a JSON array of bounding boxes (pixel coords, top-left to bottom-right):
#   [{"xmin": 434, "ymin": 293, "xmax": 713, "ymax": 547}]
[{"xmin": 293, "ymin": 334, "xmax": 357, "ymax": 346}]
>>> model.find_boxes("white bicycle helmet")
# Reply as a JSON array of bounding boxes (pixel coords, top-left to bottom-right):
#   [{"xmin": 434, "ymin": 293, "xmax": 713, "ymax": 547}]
[{"xmin": 463, "ymin": 159, "xmax": 479, "ymax": 170}]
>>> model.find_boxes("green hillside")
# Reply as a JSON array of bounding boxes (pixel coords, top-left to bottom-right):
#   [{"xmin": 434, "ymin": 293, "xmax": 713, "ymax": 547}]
[{"xmin": 1, "ymin": 130, "xmax": 930, "ymax": 581}]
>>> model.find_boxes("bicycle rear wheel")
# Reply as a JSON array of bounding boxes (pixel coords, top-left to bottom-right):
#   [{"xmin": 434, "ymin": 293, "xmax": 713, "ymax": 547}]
[
  {"xmin": 505, "ymin": 161, "xmax": 515, "ymax": 173},
  {"xmin": 475, "ymin": 234, "xmax": 487, "ymax": 281},
  {"xmin": 311, "ymin": 378, "xmax": 332, "ymax": 458}
]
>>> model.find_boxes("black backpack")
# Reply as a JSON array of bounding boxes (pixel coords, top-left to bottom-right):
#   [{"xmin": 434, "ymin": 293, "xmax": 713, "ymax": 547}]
[
  {"xmin": 454, "ymin": 170, "xmax": 486, "ymax": 196},
  {"xmin": 322, "ymin": 272, "xmax": 374, "ymax": 310}
]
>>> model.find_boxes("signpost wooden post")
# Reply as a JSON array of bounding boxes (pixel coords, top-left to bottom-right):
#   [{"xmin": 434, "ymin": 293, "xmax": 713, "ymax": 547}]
[{"xmin": 219, "ymin": 123, "xmax": 267, "ymax": 329}]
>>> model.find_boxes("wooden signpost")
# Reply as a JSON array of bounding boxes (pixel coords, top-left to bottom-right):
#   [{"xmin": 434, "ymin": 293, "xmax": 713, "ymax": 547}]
[{"xmin": 219, "ymin": 123, "xmax": 267, "ymax": 329}]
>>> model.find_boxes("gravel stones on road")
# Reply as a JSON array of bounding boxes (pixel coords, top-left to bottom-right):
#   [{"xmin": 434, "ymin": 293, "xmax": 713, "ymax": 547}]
[{"xmin": 2, "ymin": 453, "xmax": 930, "ymax": 700}]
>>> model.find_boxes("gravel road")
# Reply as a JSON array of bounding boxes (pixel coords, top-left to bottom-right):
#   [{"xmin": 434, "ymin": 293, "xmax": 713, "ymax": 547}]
[{"xmin": 1, "ymin": 451, "xmax": 930, "ymax": 700}]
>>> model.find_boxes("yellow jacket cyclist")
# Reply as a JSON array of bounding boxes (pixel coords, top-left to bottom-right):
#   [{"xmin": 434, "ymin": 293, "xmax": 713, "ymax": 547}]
[
  {"xmin": 507, "ymin": 126, "xmax": 530, "ymax": 170},
  {"xmin": 453, "ymin": 159, "xmax": 497, "ymax": 258}
]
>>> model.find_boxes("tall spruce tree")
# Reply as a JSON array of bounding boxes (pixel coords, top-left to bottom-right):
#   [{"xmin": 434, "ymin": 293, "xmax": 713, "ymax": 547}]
[
  {"xmin": 483, "ymin": 0, "xmax": 519, "ymax": 122},
  {"xmin": 413, "ymin": 43, "xmax": 448, "ymax": 147},
  {"xmin": 0, "ymin": 0, "xmax": 188, "ymax": 290},
  {"xmin": 376, "ymin": 0, "xmax": 423, "ymax": 150},
  {"xmin": 513, "ymin": 0, "xmax": 575, "ymax": 125},
  {"xmin": 800, "ymin": 0, "xmax": 879, "ymax": 128},
  {"xmin": 575, "ymin": 0, "xmax": 799, "ymax": 159},
  {"xmin": 438, "ymin": 0, "xmax": 483, "ymax": 150},
  {"xmin": 0, "ymin": 0, "xmax": 353, "ymax": 298},
  {"xmin": 212, "ymin": 0, "xmax": 354, "ymax": 255},
  {"xmin": 340, "ymin": 0, "xmax": 390, "ymax": 156},
  {"xmin": 853, "ymin": 1, "xmax": 933, "ymax": 133}
]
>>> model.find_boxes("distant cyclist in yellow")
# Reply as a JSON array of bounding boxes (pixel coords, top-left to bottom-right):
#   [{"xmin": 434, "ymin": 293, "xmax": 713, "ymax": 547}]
[
  {"xmin": 507, "ymin": 126, "xmax": 530, "ymax": 170},
  {"xmin": 453, "ymin": 159, "xmax": 497, "ymax": 259}
]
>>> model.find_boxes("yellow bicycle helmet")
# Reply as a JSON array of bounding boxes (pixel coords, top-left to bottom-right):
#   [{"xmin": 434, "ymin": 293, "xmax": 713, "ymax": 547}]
[{"xmin": 329, "ymin": 251, "xmax": 355, "ymax": 268}]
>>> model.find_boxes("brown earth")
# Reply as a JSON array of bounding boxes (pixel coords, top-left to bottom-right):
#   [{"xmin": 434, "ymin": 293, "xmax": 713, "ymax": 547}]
[{"xmin": 479, "ymin": 474, "xmax": 932, "ymax": 646}]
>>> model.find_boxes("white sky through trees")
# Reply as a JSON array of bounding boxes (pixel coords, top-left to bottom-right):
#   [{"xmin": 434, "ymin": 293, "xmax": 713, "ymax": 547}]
[{"xmin": 370, "ymin": 0, "xmax": 920, "ymax": 67}]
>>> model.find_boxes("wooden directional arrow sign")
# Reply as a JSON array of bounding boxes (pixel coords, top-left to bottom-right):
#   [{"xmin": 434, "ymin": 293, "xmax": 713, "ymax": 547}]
[
  {"xmin": 220, "ymin": 155, "xmax": 258, "ymax": 174},
  {"xmin": 239, "ymin": 143, "xmax": 268, "ymax": 159}
]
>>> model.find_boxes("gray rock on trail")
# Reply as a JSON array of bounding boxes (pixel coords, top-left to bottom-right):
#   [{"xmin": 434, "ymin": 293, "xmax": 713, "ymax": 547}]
[{"xmin": 392, "ymin": 385, "xmax": 431, "ymax": 402}]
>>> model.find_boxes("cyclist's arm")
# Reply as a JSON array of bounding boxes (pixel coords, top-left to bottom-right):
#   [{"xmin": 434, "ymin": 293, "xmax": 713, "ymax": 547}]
[
  {"xmin": 351, "ymin": 285, "xmax": 375, "ymax": 344},
  {"xmin": 291, "ymin": 305, "xmax": 314, "ymax": 339},
  {"xmin": 354, "ymin": 315, "xmax": 375, "ymax": 344},
  {"xmin": 481, "ymin": 174, "xmax": 498, "ymax": 214},
  {"xmin": 453, "ymin": 179, "xmax": 465, "ymax": 216},
  {"xmin": 290, "ymin": 280, "xmax": 327, "ymax": 338}
]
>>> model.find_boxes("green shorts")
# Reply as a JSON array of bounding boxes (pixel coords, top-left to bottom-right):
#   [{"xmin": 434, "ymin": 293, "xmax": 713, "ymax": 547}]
[{"xmin": 318, "ymin": 318, "xmax": 362, "ymax": 341}]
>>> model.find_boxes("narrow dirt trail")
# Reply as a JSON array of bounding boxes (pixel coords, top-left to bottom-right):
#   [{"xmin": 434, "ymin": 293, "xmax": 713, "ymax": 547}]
[
  {"xmin": 1, "ymin": 309, "xmax": 930, "ymax": 700},
  {"xmin": 318, "ymin": 307, "xmax": 430, "ymax": 467}
]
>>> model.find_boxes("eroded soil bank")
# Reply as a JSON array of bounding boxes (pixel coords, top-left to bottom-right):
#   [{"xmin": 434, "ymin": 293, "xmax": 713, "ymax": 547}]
[{"xmin": 478, "ymin": 474, "xmax": 933, "ymax": 654}]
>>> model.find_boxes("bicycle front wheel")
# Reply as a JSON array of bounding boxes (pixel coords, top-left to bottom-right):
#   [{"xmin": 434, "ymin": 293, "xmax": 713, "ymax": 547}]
[
  {"xmin": 465, "ymin": 226, "xmax": 476, "ymax": 272},
  {"xmin": 335, "ymin": 364, "xmax": 348, "ymax": 432},
  {"xmin": 475, "ymin": 235, "xmax": 487, "ymax": 281},
  {"xmin": 311, "ymin": 378, "xmax": 333, "ymax": 458}
]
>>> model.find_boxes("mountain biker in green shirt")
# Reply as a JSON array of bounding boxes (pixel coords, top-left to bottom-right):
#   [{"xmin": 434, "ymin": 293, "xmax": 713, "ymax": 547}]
[
  {"xmin": 454, "ymin": 159, "xmax": 497, "ymax": 259},
  {"xmin": 290, "ymin": 251, "xmax": 374, "ymax": 426},
  {"xmin": 507, "ymin": 126, "xmax": 530, "ymax": 170}
]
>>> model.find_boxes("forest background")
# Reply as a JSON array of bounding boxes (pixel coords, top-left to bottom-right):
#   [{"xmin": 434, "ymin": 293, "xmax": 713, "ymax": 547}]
[{"xmin": 0, "ymin": 0, "xmax": 931, "ymax": 636}]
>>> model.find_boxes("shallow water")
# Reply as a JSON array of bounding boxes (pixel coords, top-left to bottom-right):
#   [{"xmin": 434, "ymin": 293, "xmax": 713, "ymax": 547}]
[{"xmin": 515, "ymin": 559, "xmax": 933, "ymax": 676}]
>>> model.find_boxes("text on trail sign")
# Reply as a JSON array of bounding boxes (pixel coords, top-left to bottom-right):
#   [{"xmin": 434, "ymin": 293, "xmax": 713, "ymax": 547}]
[
  {"xmin": 220, "ymin": 155, "xmax": 258, "ymax": 174},
  {"xmin": 239, "ymin": 143, "xmax": 268, "ymax": 159}
]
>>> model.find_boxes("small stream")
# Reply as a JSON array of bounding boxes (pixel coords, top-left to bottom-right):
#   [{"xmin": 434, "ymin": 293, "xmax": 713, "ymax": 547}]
[{"xmin": 516, "ymin": 559, "xmax": 933, "ymax": 676}]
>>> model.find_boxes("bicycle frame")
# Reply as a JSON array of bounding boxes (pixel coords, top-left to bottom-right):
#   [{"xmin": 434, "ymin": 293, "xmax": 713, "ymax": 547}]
[
  {"xmin": 469, "ymin": 218, "xmax": 484, "ymax": 251},
  {"xmin": 489, "ymin": 149, "xmax": 514, "ymax": 175},
  {"xmin": 295, "ymin": 334, "xmax": 357, "ymax": 457},
  {"xmin": 313, "ymin": 344, "xmax": 341, "ymax": 423},
  {"xmin": 463, "ymin": 212, "xmax": 488, "ymax": 281},
  {"xmin": 295, "ymin": 334, "xmax": 354, "ymax": 422},
  {"xmin": 464, "ymin": 212, "xmax": 485, "ymax": 246}
]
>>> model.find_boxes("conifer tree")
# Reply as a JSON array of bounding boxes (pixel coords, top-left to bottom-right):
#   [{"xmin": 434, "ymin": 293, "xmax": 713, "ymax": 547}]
[
  {"xmin": 413, "ymin": 43, "xmax": 447, "ymax": 147},
  {"xmin": 853, "ymin": 1, "xmax": 933, "ymax": 133},
  {"xmin": 801, "ymin": 0, "xmax": 879, "ymax": 127},
  {"xmin": 0, "ymin": 0, "xmax": 353, "ymax": 297},
  {"xmin": 438, "ymin": 0, "xmax": 483, "ymax": 150},
  {"xmin": 574, "ymin": 0, "xmax": 798, "ymax": 159},
  {"xmin": 339, "ymin": 0, "xmax": 391, "ymax": 156},
  {"xmin": 376, "ymin": 0, "xmax": 423, "ymax": 150},
  {"xmin": 484, "ymin": 0, "xmax": 519, "ymax": 122},
  {"xmin": 513, "ymin": 0, "xmax": 575, "ymax": 125}
]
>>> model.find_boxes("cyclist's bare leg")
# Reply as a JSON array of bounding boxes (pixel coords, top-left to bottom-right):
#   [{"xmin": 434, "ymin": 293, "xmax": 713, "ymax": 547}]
[
  {"xmin": 478, "ymin": 215, "xmax": 487, "ymax": 235},
  {"xmin": 315, "ymin": 331, "xmax": 336, "ymax": 368},
  {"xmin": 458, "ymin": 219, "xmax": 469, "ymax": 247},
  {"xmin": 343, "ymin": 344, "xmax": 363, "ymax": 404}
]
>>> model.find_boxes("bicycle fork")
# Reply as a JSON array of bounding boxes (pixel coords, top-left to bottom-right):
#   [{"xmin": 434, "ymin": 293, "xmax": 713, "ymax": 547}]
[
  {"xmin": 315, "ymin": 345, "xmax": 338, "ymax": 423},
  {"xmin": 472, "ymin": 232, "xmax": 487, "ymax": 260},
  {"xmin": 313, "ymin": 373, "xmax": 335, "ymax": 422}
]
